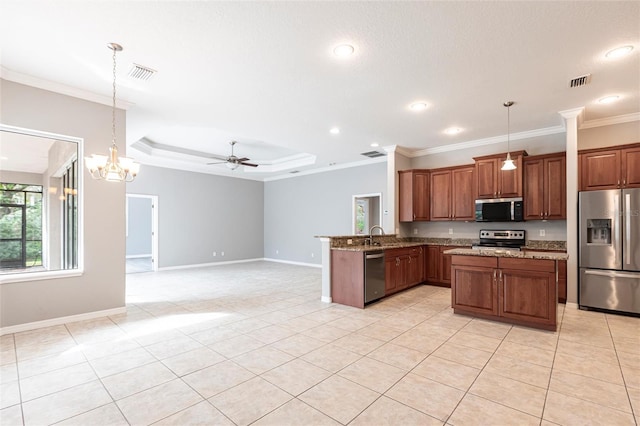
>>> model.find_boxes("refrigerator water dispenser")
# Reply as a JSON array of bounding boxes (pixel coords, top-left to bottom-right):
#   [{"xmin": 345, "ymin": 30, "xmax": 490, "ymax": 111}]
[{"xmin": 586, "ymin": 219, "xmax": 611, "ymax": 245}]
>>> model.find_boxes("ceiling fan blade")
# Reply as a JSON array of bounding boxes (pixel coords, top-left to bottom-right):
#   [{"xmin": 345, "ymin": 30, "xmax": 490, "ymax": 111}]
[
  {"xmin": 236, "ymin": 157, "xmax": 250, "ymax": 162},
  {"xmin": 240, "ymin": 161, "xmax": 258, "ymax": 167},
  {"xmin": 206, "ymin": 161, "xmax": 227, "ymax": 165},
  {"xmin": 207, "ymin": 154, "xmax": 229, "ymax": 161}
]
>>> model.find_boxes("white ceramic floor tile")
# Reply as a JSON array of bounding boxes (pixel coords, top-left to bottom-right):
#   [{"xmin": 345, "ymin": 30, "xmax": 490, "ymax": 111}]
[
  {"xmin": 0, "ymin": 404, "xmax": 23, "ymax": 426},
  {"xmin": 55, "ymin": 403, "xmax": 128, "ymax": 426},
  {"xmin": 89, "ymin": 347, "xmax": 156, "ymax": 378},
  {"xmin": 19, "ymin": 362, "xmax": 97, "ymax": 402},
  {"xmin": 161, "ymin": 347, "xmax": 226, "ymax": 377},
  {"xmin": 154, "ymin": 400, "xmax": 234, "ymax": 426},
  {"xmin": 182, "ymin": 360, "xmax": 255, "ymax": 398},
  {"xmin": 102, "ymin": 361, "xmax": 177, "ymax": 400}
]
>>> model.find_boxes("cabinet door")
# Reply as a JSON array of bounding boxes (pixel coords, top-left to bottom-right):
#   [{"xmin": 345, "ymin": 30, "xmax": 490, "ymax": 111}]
[
  {"xmin": 397, "ymin": 256, "xmax": 410, "ymax": 290},
  {"xmin": 385, "ymin": 257, "xmax": 397, "ymax": 294},
  {"xmin": 430, "ymin": 170, "xmax": 452, "ymax": 220},
  {"xmin": 580, "ymin": 150, "xmax": 621, "ymax": 190},
  {"xmin": 439, "ymin": 246, "xmax": 454, "ymax": 286},
  {"xmin": 558, "ymin": 259, "xmax": 567, "ymax": 303},
  {"xmin": 622, "ymin": 147, "xmax": 640, "ymax": 188},
  {"xmin": 414, "ymin": 172, "xmax": 431, "ymax": 220},
  {"xmin": 524, "ymin": 159, "xmax": 544, "ymax": 220},
  {"xmin": 498, "ymin": 155, "xmax": 522, "ymax": 197},
  {"xmin": 407, "ymin": 252, "xmax": 422, "ymax": 286},
  {"xmin": 451, "ymin": 265, "xmax": 498, "ymax": 315},
  {"xmin": 398, "ymin": 171, "xmax": 414, "ymax": 222},
  {"xmin": 425, "ymin": 246, "xmax": 439, "ymax": 282},
  {"xmin": 476, "ymin": 159, "xmax": 497, "ymax": 199},
  {"xmin": 499, "ymin": 269, "xmax": 556, "ymax": 327},
  {"xmin": 452, "ymin": 167, "xmax": 475, "ymax": 220},
  {"xmin": 544, "ymin": 156, "xmax": 566, "ymax": 219}
]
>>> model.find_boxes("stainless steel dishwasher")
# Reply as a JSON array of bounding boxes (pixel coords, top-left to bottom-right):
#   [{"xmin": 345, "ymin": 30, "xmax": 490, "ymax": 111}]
[{"xmin": 364, "ymin": 251, "xmax": 385, "ymax": 303}]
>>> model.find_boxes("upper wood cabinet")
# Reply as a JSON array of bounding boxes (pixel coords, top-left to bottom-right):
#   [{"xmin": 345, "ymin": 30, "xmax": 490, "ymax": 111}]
[
  {"xmin": 579, "ymin": 143, "xmax": 640, "ymax": 191},
  {"xmin": 430, "ymin": 165, "xmax": 475, "ymax": 221},
  {"xmin": 524, "ymin": 153, "xmax": 566, "ymax": 220},
  {"xmin": 399, "ymin": 170, "xmax": 430, "ymax": 222},
  {"xmin": 474, "ymin": 151, "xmax": 527, "ymax": 199}
]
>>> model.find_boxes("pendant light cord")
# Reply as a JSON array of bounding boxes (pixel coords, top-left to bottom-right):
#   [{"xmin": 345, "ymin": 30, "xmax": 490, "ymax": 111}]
[{"xmin": 111, "ymin": 45, "xmax": 117, "ymax": 147}]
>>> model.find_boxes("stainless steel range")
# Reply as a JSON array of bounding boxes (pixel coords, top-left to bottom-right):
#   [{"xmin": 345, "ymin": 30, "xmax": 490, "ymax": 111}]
[{"xmin": 472, "ymin": 229, "xmax": 526, "ymax": 251}]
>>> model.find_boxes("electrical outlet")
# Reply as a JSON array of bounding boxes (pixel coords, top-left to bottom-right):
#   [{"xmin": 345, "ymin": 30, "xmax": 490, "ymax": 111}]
[
  {"xmin": 413, "ymin": 228, "xmax": 418, "ymax": 235},
  {"xmin": 221, "ymin": 252, "xmax": 225, "ymax": 256},
  {"xmin": 449, "ymin": 228, "xmax": 454, "ymax": 235},
  {"xmin": 347, "ymin": 239, "xmax": 353, "ymax": 245},
  {"xmin": 539, "ymin": 229, "xmax": 546, "ymax": 237},
  {"xmin": 213, "ymin": 251, "xmax": 216, "ymax": 257}
]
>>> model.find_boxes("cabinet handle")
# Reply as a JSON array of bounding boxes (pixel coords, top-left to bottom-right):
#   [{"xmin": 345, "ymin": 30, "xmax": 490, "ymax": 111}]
[
  {"xmin": 408, "ymin": 257, "xmax": 411, "ymax": 263},
  {"xmin": 413, "ymin": 213, "xmax": 416, "ymax": 220},
  {"xmin": 617, "ymin": 179, "xmax": 620, "ymax": 187},
  {"xmin": 623, "ymin": 179, "xmax": 626, "ymax": 187},
  {"xmin": 498, "ymin": 270, "xmax": 503, "ymax": 282},
  {"xmin": 493, "ymin": 270, "xmax": 497, "ymax": 283},
  {"xmin": 540, "ymin": 212, "xmax": 543, "ymax": 218}
]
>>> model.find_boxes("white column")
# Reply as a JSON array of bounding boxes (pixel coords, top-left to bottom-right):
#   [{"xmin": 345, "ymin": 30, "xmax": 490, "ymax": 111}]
[
  {"xmin": 559, "ymin": 107, "xmax": 584, "ymax": 306},
  {"xmin": 383, "ymin": 145, "xmax": 397, "ymax": 234},
  {"xmin": 319, "ymin": 237, "xmax": 332, "ymax": 303}
]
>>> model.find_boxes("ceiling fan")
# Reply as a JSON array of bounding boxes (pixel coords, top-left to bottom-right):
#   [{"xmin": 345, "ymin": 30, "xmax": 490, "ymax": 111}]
[{"xmin": 207, "ymin": 141, "xmax": 258, "ymax": 170}]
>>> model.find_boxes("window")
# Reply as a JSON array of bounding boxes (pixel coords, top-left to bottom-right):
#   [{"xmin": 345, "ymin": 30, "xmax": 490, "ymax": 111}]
[{"xmin": 0, "ymin": 183, "xmax": 43, "ymax": 270}]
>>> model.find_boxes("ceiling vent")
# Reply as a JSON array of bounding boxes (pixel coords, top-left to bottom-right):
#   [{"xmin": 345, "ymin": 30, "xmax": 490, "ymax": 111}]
[
  {"xmin": 569, "ymin": 74, "xmax": 591, "ymax": 88},
  {"xmin": 127, "ymin": 63, "xmax": 157, "ymax": 81},
  {"xmin": 361, "ymin": 150, "xmax": 387, "ymax": 158},
  {"xmin": 289, "ymin": 170, "xmax": 300, "ymax": 174}
]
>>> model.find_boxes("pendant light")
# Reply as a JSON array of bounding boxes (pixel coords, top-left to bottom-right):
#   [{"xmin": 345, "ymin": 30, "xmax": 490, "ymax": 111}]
[
  {"xmin": 501, "ymin": 101, "xmax": 516, "ymax": 171},
  {"xmin": 86, "ymin": 43, "xmax": 140, "ymax": 182}
]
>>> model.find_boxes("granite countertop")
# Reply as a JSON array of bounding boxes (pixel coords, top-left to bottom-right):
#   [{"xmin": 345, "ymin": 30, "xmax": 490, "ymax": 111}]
[
  {"xmin": 332, "ymin": 242, "xmax": 425, "ymax": 252},
  {"xmin": 444, "ymin": 248, "xmax": 568, "ymax": 260}
]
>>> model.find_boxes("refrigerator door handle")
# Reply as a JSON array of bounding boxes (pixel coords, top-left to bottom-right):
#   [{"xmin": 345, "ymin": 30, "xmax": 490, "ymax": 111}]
[
  {"xmin": 614, "ymin": 194, "xmax": 621, "ymax": 267},
  {"xmin": 584, "ymin": 270, "xmax": 640, "ymax": 279},
  {"xmin": 625, "ymin": 193, "xmax": 631, "ymax": 266}
]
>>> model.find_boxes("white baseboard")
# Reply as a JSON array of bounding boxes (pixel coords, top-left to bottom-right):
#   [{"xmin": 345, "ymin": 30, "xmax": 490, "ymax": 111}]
[
  {"xmin": 321, "ymin": 296, "xmax": 333, "ymax": 303},
  {"xmin": 126, "ymin": 254, "xmax": 152, "ymax": 259},
  {"xmin": 0, "ymin": 307, "xmax": 126, "ymax": 336},
  {"xmin": 158, "ymin": 258, "xmax": 265, "ymax": 271},
  {"xmin": 263, "ymin": 258, "xmax": 322, "ymax": 268}
]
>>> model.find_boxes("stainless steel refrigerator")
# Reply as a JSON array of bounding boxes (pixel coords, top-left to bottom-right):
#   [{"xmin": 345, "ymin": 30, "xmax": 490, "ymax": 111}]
[{"xmin": 579, "ymin": 188, "xmax": 640, "ymax": 314}]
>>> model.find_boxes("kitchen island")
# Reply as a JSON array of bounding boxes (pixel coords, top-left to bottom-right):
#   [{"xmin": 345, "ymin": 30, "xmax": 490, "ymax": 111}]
[{"xmin": 444, "ymin": 248, "xmax": 568, "ymax": 331}]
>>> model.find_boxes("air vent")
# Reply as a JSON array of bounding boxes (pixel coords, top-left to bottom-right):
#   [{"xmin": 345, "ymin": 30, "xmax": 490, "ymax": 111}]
[
  {"xmin": 289, "ymin": 170, "xmax": 300, "ymax": 174},
  {"xmin": 361, "ymin": 150, "xmax": 386, "ymax": 158},
  {"xmin": 569, "ymin": 74, "xmax": 591, "ymax": 88},
  {"xmin": 127, "ymin": 64, "xmax": 157, "ymax": 81}
]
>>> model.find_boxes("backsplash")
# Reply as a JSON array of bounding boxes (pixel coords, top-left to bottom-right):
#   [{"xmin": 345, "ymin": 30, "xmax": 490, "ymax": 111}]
[{"xmin": 401, "ymin": 220, "xmax": 567, "ymax": 241}]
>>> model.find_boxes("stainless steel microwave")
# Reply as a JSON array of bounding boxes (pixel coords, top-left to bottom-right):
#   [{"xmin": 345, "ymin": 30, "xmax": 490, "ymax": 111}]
[{"xmin": 475, "ymin": 198, "xmax": 524, "ymax": 222}]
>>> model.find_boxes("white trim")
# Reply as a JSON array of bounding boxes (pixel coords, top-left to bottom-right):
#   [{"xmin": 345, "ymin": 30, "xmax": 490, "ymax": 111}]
[
  {"xmin": 0, "ymin": 269, "xmax": 83, "ymax": 284},
  {"xmin": 579, "ymin": 112, "xmax": 640, "ymax": 129},
  {"xmin": 1, "ymin": 66, "xmax": 133, "ymax": 109},
  {"xmin": 263, "ymin": 156, "xmax": 387, "ymax": 182},
  {"xmin": 126, "ymin": 254, "xmax": 152, "ymax": 259},
  {"xmin": 352, "ymin": 193, "xmax": 383, "ymax": 235},
  {"xmin": 0, "ymin": 307, "xmax": 126, "ymax": 336},
  {"xmin": 409, "ymin": 125, "xmax": 566, "ymax": 157},
  {"xmin": 321, "ymin": 296, "xmax": 333, "ymax": 303},
  {"xmin": 126, "ymin": 193, "xmax": 159, "ymax": 272},
  {"xmin": 263, "ymin": 258, "xmax": 322, "ymax": 268},
  {"xmin": 158, "ymin": 258, "xmax": 265, "ymax": 271}
]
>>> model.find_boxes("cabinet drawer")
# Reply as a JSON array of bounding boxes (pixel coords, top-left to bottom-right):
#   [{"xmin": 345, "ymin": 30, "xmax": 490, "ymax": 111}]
[
  {"xmin": 499, "ymin": 257, "xmax": 555, "ymax": 272},
  {"xmin": 385, "ymin": 246, "xmax": 421, "ymax": 259},
  {"xmin": 451, "ymin": 255, "xmax": 497, "ymax": 268}
]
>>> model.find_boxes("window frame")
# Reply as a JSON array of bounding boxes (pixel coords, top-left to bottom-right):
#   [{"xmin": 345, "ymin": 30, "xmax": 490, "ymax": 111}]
[{"xmin": 0, "ymin": 124, "xmax": 84, "ymax": 284}]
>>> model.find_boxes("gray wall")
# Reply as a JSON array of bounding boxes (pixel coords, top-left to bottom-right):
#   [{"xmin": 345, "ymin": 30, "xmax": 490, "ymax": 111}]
[
  {"xmin": 264, "ymin": 162, "xmax": 387, "ymax": 265},
  {"xmin": 578, "ymin": 121, "xmax": 640, "ymax": 150},
  {"xmin": 126, "ymin": 165, "xmax": 264, "ymax": 268},
  {"xmin": 1, "ymin": 79, "xmax": 126, "ymax": 328},
  {"xmin": 126, "ymin": 197, "xmax": 152, "ymax": 256}
]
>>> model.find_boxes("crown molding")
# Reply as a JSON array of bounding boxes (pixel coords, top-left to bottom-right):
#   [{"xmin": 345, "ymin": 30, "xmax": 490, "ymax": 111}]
[
  {"xmin": 407, "ymin": 125, "xmax": 566, "ymax": 157},
  {"xmin": 1, "ymin": 67, "xmax": 133, "ymax": 109},
  {"xmin": 579, "ymin": 112, "xmax": 640, "ymax": 129}
]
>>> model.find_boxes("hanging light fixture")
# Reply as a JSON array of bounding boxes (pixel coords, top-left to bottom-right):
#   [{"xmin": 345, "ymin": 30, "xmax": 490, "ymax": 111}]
[
  {"xmin": 501, "ymin": 101, "xmax": 516, "ymax": 171},
  {"xmin": 86, "ymin": 43, "xmax": 140, "ymax": 182}
]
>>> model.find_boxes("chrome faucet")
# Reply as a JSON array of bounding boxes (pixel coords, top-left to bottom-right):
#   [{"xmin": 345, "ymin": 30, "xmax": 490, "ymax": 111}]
[{"xmin": 368, "ymin": 225, "xmax": 385, "ymax": 246}]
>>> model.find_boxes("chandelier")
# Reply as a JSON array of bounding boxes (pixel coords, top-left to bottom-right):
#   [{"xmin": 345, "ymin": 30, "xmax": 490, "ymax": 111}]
[
  {"xmin": 501, "ymin": 101, "xmax": 516, "ymax": 171},
  {"xmin": 86, "ymin": 43, "xmax": 140, "ymax": 182}
]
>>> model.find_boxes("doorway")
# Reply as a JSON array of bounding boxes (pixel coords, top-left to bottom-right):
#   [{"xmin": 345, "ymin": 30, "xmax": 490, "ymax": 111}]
[
  {"xmin": 126, "ymin": 194, "xmax": 158, "ymax": 273},
  {"xmin": 352, "ymin": 193, "xmax": 382, "ymax": 235}
]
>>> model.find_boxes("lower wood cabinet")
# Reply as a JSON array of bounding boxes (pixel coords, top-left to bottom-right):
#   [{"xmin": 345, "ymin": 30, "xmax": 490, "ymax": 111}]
[
  {"xmin": 451, "ymin": 255, "xmax": 558, "ymax": 330},
  {"xmin": 385, "ymin": 246, "xmax": 424, "ymax": 296},
  {"xmin": 425, "ymin": 245, "xmax": 468, "ymax": 287}
]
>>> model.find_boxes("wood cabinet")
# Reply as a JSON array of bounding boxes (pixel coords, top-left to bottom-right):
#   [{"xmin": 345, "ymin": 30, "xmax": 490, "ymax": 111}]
[
  {"xmin": 451, "ymin": 255, "xmax": 557, "ymax": 330},
  {"xmin": 331, "ymin": 250, "xmax": 365, "ymax": 308},
  {"xmin": 424, "ymin": 245, "xmax": 466, "ymax": 287},
  {"xmin": 557, "ymin": 259, "xmax": 567, "ymax": 304},
  {"xmin": 385, "ymin": 246, "xmax": 424, "ymax": 295},
  {"xmin": 399, "ymin": 170, "xmax": 430, "ymax": 222},
  {"xmin": 474, "ymin": 151, "xmax": 527, "ymax": 199},
  {"xmin": 430, "ymin": 166, "xmax": 475, "ymax": 221},
  {"xmin": 579, "ymin": 143, "xmax": 640, "ymax": 191},
  {"xmin": 524, "ymin": 153, "xmax": 566, "ymax": 220}
]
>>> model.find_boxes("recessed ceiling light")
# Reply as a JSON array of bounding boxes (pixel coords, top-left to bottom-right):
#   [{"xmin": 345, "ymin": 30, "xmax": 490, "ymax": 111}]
[
  {"xmin": 598, "ymin": 95, "xmax": 620, "ymax": 104},
  {"xmin": 444, "ymin": 127, "xmax": 463, "ymax": 135},
  {"xmin": 409, "ymin": 102, "xmax": 428, "ymax": 112},
  {"xmin": 330, "ymin": 127, "xmax": 340, "ymax": 134},
  {"xmin": 605, "ymin": 45, "xmax": 634, "ymax": 58},
  {"xmin": 333, "ymin": 44, "xmax": 355, "ymax": 57},
  {"xmin": 370, "ymin": 142, "xmax": 379, "ymax": 147}
]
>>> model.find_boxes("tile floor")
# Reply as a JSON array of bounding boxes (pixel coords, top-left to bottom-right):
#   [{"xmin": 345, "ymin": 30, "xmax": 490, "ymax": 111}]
[{"xmin": 0, "ymin": 261, "xmax": 638, "ymax": 425}]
